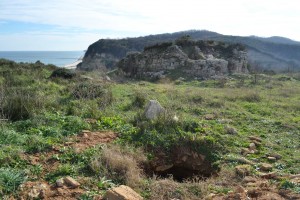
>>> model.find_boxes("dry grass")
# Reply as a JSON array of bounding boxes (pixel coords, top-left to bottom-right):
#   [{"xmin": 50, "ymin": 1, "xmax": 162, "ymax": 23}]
[
  {"xmin": 148, "ymin": 167, "xmax": 238, "ymax": 200},
  {"xmin": 90, "ymin": 144, "xmax": 146, "ymax": 189}
]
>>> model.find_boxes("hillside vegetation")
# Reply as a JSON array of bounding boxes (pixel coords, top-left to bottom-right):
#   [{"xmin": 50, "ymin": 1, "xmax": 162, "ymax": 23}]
[{"xmin": 0, "ymin": 59, "xmax": 299, "ymax": 199}]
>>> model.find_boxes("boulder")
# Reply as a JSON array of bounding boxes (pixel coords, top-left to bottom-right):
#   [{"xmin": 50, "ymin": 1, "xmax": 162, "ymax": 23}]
[
  {"xmin": 104, "ymin": 185, "xmax": 143, "ymax": 200},
  {"xmin": 144, "ymin": 100, "xmax": 164, "ymax": 120}
]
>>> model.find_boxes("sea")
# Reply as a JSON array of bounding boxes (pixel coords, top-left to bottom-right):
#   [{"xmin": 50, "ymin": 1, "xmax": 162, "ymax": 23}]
[{"xmin": 0, "ymin": 51, "xmax": 84, "ymax": 67}]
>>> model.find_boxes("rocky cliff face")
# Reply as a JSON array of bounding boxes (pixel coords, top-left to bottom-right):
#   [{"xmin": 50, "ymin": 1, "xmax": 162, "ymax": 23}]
[{"xmin": 118, "ymin": 39, "xmax": 248, "ymax": 79}]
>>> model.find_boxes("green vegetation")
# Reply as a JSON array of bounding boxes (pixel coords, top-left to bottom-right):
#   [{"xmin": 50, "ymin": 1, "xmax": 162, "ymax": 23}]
[{"xmin": 0, "ymin": 58, "xmax": 299, "ymax": 198}]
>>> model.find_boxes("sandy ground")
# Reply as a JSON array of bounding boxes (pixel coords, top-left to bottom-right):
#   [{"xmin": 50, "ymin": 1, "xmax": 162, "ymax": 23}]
[{"xmin": 64, "ymin": 60, "xmax": 82, "ymax": 69}]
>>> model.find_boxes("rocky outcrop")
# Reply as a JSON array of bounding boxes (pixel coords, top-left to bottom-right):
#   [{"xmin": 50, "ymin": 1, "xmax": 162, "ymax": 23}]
[
  {"xmin": 77, "ymin": 53, "xmax": 119, "ymax": 71},
  {"xmin": 118, "ymin": 39, "xmax": 248, "ymax": 79}
]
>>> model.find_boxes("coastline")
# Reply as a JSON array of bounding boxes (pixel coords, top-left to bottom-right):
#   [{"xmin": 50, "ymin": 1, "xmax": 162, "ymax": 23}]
[{"xmin": 63, "ymin": 59, "xmax": 82, "ymax": 69}]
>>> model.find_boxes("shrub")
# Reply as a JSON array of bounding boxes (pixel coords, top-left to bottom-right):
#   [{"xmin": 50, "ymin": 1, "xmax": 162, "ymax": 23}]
[
  {"xmin": 90, "ymin": 144, "xmax": 146, "ymax": 188},
  {"xmin": 132, "ymin": 92, "xmax": 147, "ymax": 108},
  {"xmin": 0, "ymin": 168, "xmax": 26, "ymax": 195},
  {"xmin": 50, "ymin": 68, "xmax": 76, "ymax": 79},
  {"xmin": 45, "ymin": 164, "xmax": 77, "ymax": 182},
  {"xmin": 25, "ymin": 135, "xmax": 53, "ymax": 153},
  {"xmin": 1, "ymin": 87, "xmax": 43, "ymax": 121},
  {"xmin": 241, "ymin": 92, "xmax": 261, "ymax": 102},
  {"xmin": 72, "ymin": 83, "xmax": 113, "ymax": 107}
]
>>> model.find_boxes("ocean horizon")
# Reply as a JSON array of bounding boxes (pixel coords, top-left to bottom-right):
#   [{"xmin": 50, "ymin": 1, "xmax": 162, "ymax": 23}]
[{"xmin": 0, "ymin": 51, "xmax": 84, "ymax": 67}]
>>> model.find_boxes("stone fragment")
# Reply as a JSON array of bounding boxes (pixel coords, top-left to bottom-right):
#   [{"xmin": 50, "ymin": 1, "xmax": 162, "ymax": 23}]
[
  {"xmin": 63, "ymin": 176, "xmax": 80, "ymax": 188},
  {"xmin": 104, "ymin": 185, "xmax": 143, "ymax": 200},
  {"xmin": 270, "ymin": 153, "xmax": 282, "ymax": 160},
  {"xmin": 267, "ymin": 156, "xmax": 276, "ymax": 162},
  {"xmin": 204, "ymin": 114, "xmax": 215, "ymax": 120},
  {"xmin": 56, "ymin": 178, "xmax": 64, "ymax": 187},
  {"xmin": 241, "ymin": 148, "xmax": 251, "ymax": 156},
  {"xmin": 225, "ymin": 125, "xmax": 238, "ymax": 134},
  {"xmin": 248, "ymin": 136, "xmax": 262, "ymax": 142},
  {"xmin": 260, "ymin": 163, "xmax": 272, "ymax": 172},
  {"xmin": 155, "ymin": 164, "xmax": 174, "ymax": 172},
  {"xmin": 249, "ymin": 143, "xmax": 256, "ymax": 151},
  {"xmin": 243, "ymin": 176, "xmax": 257, "ymax": 183},
  {"xmin": 259, "ymin": 172, "xmax": 277, "ymax": 179}
]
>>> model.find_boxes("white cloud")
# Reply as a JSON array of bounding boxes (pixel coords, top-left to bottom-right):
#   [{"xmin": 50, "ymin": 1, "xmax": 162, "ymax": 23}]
[{"xmin": 0, "ymin": 0, "xmax": 300, "ymax": 50}]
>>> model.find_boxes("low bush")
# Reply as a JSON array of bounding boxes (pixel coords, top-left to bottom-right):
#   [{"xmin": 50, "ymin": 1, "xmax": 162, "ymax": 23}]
[
  {"xmin": 1, "ymin": 88, "xmax": 41, "ymax": 121},
  {"xmin": 0, "ymin": 168, "xmax": 26, "ymax": 195},
  {"xmin": 50, "ymin": 68, "xmax": 76, "ymax": 79},
  {"xmin": 241, "ymin": 92, "xmax": 261, "ymax": 102}
]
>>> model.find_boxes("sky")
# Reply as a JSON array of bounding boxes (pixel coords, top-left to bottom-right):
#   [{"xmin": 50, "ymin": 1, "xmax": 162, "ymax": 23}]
[{"xmin": 0, "ymin": 0, "xmax": 299, "ymax": 50}]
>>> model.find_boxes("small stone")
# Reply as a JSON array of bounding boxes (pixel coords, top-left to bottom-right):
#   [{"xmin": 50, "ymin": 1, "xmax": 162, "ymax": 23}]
[
  {"xmin": 267, "ymin": 157, "xmax": 276, "ymax": 162},
  {"xmin": 104, "ymin": 185, "xmax": 143, "ymax": 200},
  {"xmin": 252, "ymin": 140, "xmax": 261, "ymax": 146},
  {"xmin": 249, "ymin": 143, "xmax": 256, "ymax": 151},
  {"xmin": 173, "ymin": 115, "xmax": 179, "ymax": 122},
  {"xmin": 270, "ymin": 153, "xmax": 282, "ymax": 160},
  {"xmin": 63, "ymin": 176, "xmax": 80, "ymax": 188},
  {"xmin": 204, "ymin": 193, "xmax": 217, "ymax": 200},
  {"xmin": 241, "ymin": 148, "xmax": 251, "ymax": 156},
  {"xmin": 259, "ymin": 172, "xmax": 277, "ymax": 179},
  {"xmin": 56, "ymin": 178, "xmax": 64, "ymax": 187},
  {"xmin": 225, "ymin": 125, "xmax": 238, "ymax": 134},
  {"xmin": 235, "ymin": 165, "xmax": 251, "ymax": 177},
  {"xmin": 82, "ymin": 133, "xmax": 89, "ymax": 138},
  {"xmin": 260, "ymin": 163, "xmax": 272, "ymax": 171},
  {"xmin": 204, "ymin": 114, "xmax": 215, "ymax": 120},
  {"xmin": 236, "ymin": 157, "xmax": 253, "ymax": 165},
  {"xmin": 235, "ymin": 185, "xmax": 247, "ymax": 194},
  {"xmin": 105, "ymin": 76, "xmax": 111, "ymax": 81},
  {"xmin": 28, "ymin": 188, "xmax": 40, "ymax": 199},
  {"xmin": 248, "ymin": 136, "xmax": 262, "ymax": 142},
  {"xmin": 155, "ymin": 164, "xmax": 174, "ymax": 172},
  {"xmin": 243, "ymin": 176, "xmax": 257, "ymax": 183}
]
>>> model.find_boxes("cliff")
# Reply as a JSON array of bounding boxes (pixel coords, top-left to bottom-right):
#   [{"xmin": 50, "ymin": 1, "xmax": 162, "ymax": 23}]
[
  {"xmin": 78, "ymin": 30, "xmax": 300, "ymax": 72},
  {"xmin": 118, "ymin": 38, "xmax": 248, "ymax": 79}
]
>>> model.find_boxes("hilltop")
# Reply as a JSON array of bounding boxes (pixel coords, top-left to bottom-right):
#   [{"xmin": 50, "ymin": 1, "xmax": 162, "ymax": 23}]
[{"xmin": 78, "ymin": 30, "xmax": 300, "ymax": 72}]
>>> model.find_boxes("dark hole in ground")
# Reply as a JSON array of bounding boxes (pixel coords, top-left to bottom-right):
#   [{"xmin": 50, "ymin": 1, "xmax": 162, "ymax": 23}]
[{"xmin": 144, "ymin": 164, "xmax": 212, "ymax": 182}]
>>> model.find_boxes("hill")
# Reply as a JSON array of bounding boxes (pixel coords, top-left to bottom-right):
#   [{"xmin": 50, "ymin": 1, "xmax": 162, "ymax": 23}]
[
  {"xmin": 0, "ymin": 59, "xmax": 299, "ymax": 199},
  {"xmin": 78, "ymin": 30, "xmax": 300, "ymax": 72}
]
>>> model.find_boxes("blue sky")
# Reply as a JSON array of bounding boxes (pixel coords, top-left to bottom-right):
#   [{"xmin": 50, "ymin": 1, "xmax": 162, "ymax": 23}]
[{"xmin": 0, "ymin": 0, "xmax": 300, "ymax": 50}]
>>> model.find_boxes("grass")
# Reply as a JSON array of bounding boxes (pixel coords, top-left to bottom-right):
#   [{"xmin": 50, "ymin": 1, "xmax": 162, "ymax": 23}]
[{"xmin": 0, "ymin": 59, "xmax": 299, "ymax": 198}]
